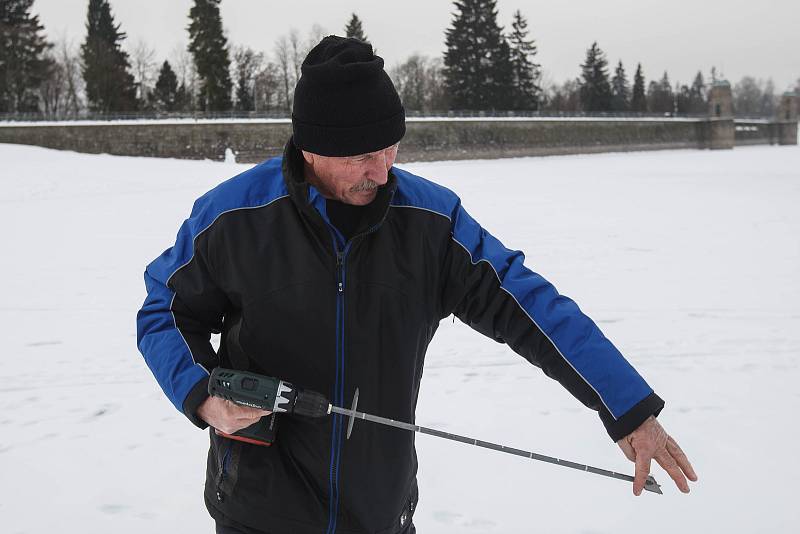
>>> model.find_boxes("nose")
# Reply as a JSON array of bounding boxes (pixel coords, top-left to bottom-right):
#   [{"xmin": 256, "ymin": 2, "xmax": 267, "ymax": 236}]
[{"xmin": 364, "ymin": 151, "xmax": 389, "ymax": 185}]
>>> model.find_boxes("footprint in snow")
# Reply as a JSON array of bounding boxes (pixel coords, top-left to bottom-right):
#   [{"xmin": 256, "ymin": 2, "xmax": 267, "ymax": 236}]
[
  {"xmin": 433, "ymin": 510, "xmax": 462, "ymax": 524},
  {"xmin": 100, "ymin": 504, "xmax": 128, "ymax": 515},
  {"xmin": 26, "ymin": 340, "xmax": 62, "ymax": 347},
  {"xmin": 85, "ymin": 403, "xmax": 120, "ymax": 420},
  {"xmin": 465, "ymin": 518, "xmax": 497, "ymax": 529}
]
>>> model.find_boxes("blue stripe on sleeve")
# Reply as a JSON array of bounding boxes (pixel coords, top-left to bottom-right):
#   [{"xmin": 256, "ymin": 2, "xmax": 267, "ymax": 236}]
[
  {"xmin": 136, "ymin": 157, "xmax": 289, "ymax": 412},
  {"xmin": 390, "ymin": 165, "xmax": 653, "ymax": 419}
]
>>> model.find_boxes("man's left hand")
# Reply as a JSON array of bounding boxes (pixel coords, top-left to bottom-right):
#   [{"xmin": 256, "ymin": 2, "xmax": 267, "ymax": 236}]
[{"xmin": 617, "ymin": 415, "xmax": 698, "ymax": 496}]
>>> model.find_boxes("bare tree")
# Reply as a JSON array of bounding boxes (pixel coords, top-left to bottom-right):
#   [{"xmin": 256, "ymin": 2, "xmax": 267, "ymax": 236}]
[
  {"xmin": 172, "ymin": 44, "xmax": 198, "ymax": 110},
  {"xmin": 37, "ymin": 37, "xmax": 84, "ymax": 117},
  {"xmin": 541, "ymin": 79, "xmax": 581, "ymax": 112},
  {"xmin": 733, "ymin": 76, "xmax": 763, "ymax": 116},
  {"xmin": 425, "ymin": 57, "xmax": 448, "ymax": 112},
  {"xmin": 306, "ymin": 24, "xmax": 326, "ymax": 50},
  {"xmin": 390, "ymin": 54, "xmax": 427, "ymax": 111},
  {"xmin": 38, "ymin": 56, "xmax": 66, "ymax": 116},
  {"xmin": 274, "ymin": 35, "xmax": 294, "ymax": 114},
  {"xmin": 271, "ymin": 26, "xmax": 330, "ymax": 115},
  {"xmin": 254, "ymin": 61, "xmax": 281, "ymax": 113},
  {"xmin": 131, "ymin": 39, "xmax": 157, "ymax": 106},
  {"xmin": 60, "ymin": 39, "xmax": 84, "ymax": 115},
  {"xmin": 289, "ymin": 29, "xmax": 303, "ymax": 83},
  {"xmin": 390, "ymin": 54, "xmax": 448, "ymax": 114},
  {"xmin": 232, "ymin": 46, "xmax": 263, "ymax": 111},
  {"xmin": 760, "ymin": 78, "xmax": 776, "ymax": 117}
]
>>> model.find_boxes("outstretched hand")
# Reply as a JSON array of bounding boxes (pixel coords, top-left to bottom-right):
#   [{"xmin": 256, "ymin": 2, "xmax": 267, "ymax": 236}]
[{"xmin": 617, "ymin": 416, "xmax": 698, "ymax": 495}]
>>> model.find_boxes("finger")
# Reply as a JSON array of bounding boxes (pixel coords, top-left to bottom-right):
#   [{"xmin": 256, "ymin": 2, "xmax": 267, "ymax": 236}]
[
  {"xmin": 229, "ymin": 414, "xmax": 263, "ymax": 432},
  {"xmin": 655, "ymin": 450, "xmax": 690, "ymax": 493},
  {"xmin": 228, "ymin": 403, "xmax": 266, "ymax": 419},
  {"xmin": 617, "ymin": 438, "xmax": 636, "ymax": 462},
  {"xmin": 667, "ymin": 437, "xmax": 698, "ymax": 482},
  {"xmin": 633, "ymin": 450, "xmax": 652, "ymax": 496},
  {"xmin": 235, "ymin": 411, "xmax": 265, "ymax": 424},
  {"xmin": 233, "ymin": 409, "xmax": 263, "ymax": 420}
]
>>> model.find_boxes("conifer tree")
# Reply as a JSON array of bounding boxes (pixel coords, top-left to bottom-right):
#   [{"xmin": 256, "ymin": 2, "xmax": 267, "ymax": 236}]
[
  {"xmin": 610, "ymin": 60, "xmax": 630, "ymax": 112},
  {"xmin": 188, "ymin": 0, "xmax": 232, "ymax": 111},
  {"xmin": 660, "ymin": 72, "xmax": 674, "ymax": 112},
  {"xmin": 688, "ymin": 70, "xmax": 706, "ymax": 113},
  {"xmin": 81, "ymin": 0, "xmax": 137, "ymax": 112},
  {"xmin": 344, "ymin": 13, "xmax": 368, "ymax": 43},
  {"xmin": 647, "ymin": 71, "xmax": 673, "ymax": 113},
  {"xmin": 175, "ymin": 82, "xmax": 190, "ymax": 111},
  {"xmin": 674, "ymin": 82, "xmax": 692, "ymax": 114},
  {"xmin": 631, "ymin": 63, "xmax": 646, "ymax": 112},
  {"xmin": 443, "ymin": 0, "xmax": 513, "ymax": 110},
  {"xmin": 153, "ymin": 60, "xmax": 178, "ymax": 111},
  {"xmin": 507, "ymin": 9, "xmax": 541, "ymax": 110},
  {"xmin": 0, "ymin": 0, "xmax": 53, "ymax": 112},
  {"xmin": 578, "ymin": 42, "xmax": 611, "ymax": 112}
]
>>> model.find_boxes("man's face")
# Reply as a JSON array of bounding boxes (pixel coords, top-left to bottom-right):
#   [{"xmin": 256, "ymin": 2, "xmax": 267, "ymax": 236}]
[{"xmin": 301, "ymin": 144, "xmax": 399, "ymax": 206}]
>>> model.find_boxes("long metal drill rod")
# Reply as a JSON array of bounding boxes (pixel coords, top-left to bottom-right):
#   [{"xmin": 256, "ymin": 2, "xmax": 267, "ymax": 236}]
[{"xmin": 329, "ymin": 405, "xmax": 662, "ymax": 494}]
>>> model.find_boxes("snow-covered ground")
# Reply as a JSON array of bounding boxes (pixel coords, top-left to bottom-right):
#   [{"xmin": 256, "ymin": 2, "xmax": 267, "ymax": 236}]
[{"xmin": 1, "ymin": 143, "xmax": 798, "ymax": 533}]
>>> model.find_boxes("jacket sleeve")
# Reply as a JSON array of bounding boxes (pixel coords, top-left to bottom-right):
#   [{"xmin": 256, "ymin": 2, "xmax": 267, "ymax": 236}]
[
  {"xmin": 136, "ymin": 196, "xmax": 232, "ymax": 430},
  {"xmin": 439, "ymin": 202, "xmax": 663, "ymax": 441}
]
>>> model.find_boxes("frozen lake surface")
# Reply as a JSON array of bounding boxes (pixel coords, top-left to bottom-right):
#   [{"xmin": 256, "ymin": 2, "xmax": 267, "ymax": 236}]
[{"xmin": 1, "ymin": 143, "xmax": 798, "ymax": 533}]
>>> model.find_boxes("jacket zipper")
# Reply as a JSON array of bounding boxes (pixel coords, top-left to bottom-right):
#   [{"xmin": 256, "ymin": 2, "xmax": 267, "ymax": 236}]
[
  {"xmin": 325, "ymin": 215, "xmax": 390, "ymax": 534},
  {"xmin": 216, "ymin": 441, "xmax": 232, "ymax": 503},
  {"xmin": 327, "ymin": 239, "xmax": 348, "ymax": 534}
]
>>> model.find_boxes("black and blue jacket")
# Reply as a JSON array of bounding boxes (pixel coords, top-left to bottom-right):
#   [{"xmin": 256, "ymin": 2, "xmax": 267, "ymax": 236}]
[{"xmin": 136, "ymin": 137, "xmax": 664, "ymax": 534}]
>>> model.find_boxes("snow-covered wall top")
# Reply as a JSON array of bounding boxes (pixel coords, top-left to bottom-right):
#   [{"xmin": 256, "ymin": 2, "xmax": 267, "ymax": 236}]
[{"xmin": 0, "ymin": 116, "xmax": 793, "ymax": 163}]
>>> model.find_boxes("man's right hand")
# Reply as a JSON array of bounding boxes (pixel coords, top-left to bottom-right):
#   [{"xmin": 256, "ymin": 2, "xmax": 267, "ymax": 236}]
[{"xmin": 196, "ymin": 396, "xmax": 272, "ymax": 434}]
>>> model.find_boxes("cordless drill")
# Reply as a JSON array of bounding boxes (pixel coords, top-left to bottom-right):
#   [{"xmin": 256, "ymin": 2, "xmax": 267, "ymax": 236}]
[{"xmin": 207, "ymin": 368, "xmax": 330, "ymax": 446}]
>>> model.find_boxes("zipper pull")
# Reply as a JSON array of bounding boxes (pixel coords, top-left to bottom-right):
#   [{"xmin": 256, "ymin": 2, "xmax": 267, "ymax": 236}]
[{"xmin": 336, "ymin": 250, "xmax": 344, "ymax": 292}]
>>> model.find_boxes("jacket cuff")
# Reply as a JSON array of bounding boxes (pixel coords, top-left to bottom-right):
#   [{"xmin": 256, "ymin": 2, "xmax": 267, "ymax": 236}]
[
  {"xmin": 183, "ymin": 375, "xmax": 211, "ymax": 429},
  {"xmin": 599, "ymin": 392, "xmax": 665, "ymax": 442}
]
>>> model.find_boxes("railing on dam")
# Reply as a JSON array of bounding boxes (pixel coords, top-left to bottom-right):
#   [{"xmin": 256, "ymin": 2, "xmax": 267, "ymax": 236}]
[{"xmin": 0, "ymin": 89, "xmax": 796, "ymax": 163}]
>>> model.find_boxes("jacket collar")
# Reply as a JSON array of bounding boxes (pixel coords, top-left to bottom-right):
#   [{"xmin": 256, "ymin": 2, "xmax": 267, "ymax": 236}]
[{"xmin": 281, "ymin": 136, "xmax": 397, "ymax": 245}]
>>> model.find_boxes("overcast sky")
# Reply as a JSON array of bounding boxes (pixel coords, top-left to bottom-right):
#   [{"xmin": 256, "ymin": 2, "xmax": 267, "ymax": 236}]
[{"xmin": 33, "ymin": 0, "xmax": 800, "ymax": 91}]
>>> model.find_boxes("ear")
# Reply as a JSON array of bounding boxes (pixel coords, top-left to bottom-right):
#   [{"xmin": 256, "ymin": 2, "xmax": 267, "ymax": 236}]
[{"xmin": 301, "ymin": 150, "xmax": 314, "ymax": 165}]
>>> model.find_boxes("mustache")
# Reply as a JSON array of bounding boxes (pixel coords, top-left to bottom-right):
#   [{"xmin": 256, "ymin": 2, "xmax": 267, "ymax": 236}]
[{"xmin": 349, "ymin": 180, "xmax": 380, "ymax": 193}]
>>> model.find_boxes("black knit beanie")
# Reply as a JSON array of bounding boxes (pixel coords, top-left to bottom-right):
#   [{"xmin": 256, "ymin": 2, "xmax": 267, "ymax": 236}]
[{"xmin": 291, "ymin": 35, "xmax": 406, "ymax": 157}]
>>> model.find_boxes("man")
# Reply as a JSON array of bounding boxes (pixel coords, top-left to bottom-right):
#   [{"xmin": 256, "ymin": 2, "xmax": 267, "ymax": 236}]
[{"xmin": 136, "ymin": 36, "xmax": 696, "ymax": 534}]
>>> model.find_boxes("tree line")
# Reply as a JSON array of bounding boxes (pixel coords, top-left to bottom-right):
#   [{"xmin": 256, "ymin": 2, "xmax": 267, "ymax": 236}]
[{"xmin": 1, "ymin": 0, "xmax": 797, "ymax": 117}]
